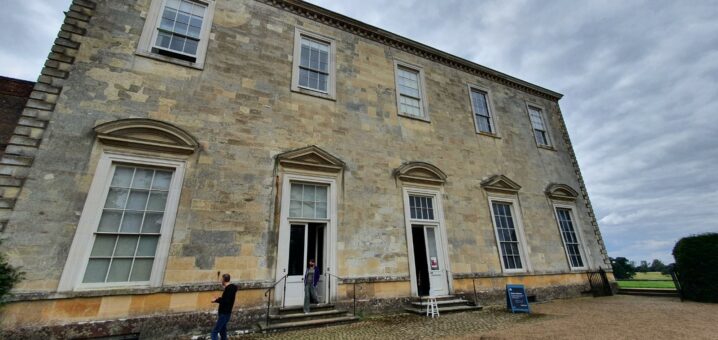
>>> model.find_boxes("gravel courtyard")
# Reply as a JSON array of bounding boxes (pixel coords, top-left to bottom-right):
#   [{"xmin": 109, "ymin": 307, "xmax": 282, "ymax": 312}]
[{"xmin": 234, "ymin": 295, "xmax": 717, "ymax": 339}]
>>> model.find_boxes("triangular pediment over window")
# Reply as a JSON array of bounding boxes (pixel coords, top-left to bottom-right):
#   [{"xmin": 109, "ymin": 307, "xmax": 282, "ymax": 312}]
[
  {"xmin": 481, "ymin": 174, "xmax": 521, "ymax": 193},
  {"xmin": 94, "ymin": 118, "xmax": 199, "ymax": 154},
  {"xmin": 545, "ymin": 183, "xmax": 579, "ymax": 201},
  {"xmin": 276, "ymin": 145, "xmax": 345, "ymax": 173},
  {"xmin": 394, "ymin": 162, "xmax": 447, "ymax": 185}
]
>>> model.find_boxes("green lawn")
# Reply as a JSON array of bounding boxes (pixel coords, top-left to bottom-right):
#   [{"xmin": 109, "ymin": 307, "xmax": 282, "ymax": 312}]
[
  {"xmin": 617, "ymin": 280, "xmax": 676, "ymax": 289},
  {"xmin": 633, "ymin": 272, "xmax": 672, "ymax": 280},
  {"xmin": 617, "ymin": 272, "xmax": 676, "ymax": 289}
]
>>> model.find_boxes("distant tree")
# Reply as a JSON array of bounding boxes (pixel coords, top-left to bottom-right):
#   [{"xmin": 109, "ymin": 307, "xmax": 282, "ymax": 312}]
[
  {"xmin": 661, "ymin": 263, "xmax": 676, "ymax": 275},
  {"xmin": 610, "ymin": 257, "xmax": 636, "ymax": 279},
  {"xmin": 649, "ymin": 259, "xmax": 667, "ymax": 273},
  {"xmin": 1, "ymin": 240, "xmax": 24, "ymax": 304},
  {"xmin": 637, "ymin": 260, "xmax": 649, "ymax": 273}
]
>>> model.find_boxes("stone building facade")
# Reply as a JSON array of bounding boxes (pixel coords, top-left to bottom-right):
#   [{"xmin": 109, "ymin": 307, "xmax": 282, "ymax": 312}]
[{"xmin": 0, "ymin": 0, "xmax": 612, "ymax": 338}]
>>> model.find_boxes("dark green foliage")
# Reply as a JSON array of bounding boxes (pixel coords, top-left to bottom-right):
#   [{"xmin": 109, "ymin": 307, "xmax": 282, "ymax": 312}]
[
  {"xmin": 0, "ymin": 240, "xmax": 24, "ymax": 304},
  {"xmin": 661, "ymin": 263, "xmax": 675, "ymax": 275},
  {"xmin": 673, "ymin": 233, "xmax": 718, "ymax": 303},
  {"xmin": 637, "ymin": 260, "xmax": 649, "ymax": 273},
  {"xmin": 610, "ymin": 257, "xmax": 636, "ymax": 279},
  {"xmin": 649, "ymin": 259, "xmax": 667, "ymax": 273}
]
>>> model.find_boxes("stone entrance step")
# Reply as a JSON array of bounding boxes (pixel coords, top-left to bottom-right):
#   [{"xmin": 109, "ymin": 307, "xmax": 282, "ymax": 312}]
[
  {"xmin": 618, "ymin": 288, "xmax": 679, "ymax": 297},
  {"xmin": 260, "ymin": 304, "xmax": 358, "ymax": 333},
  {"xmin": 404, "ymin": 295, "xmax": 483, "ymax": 315}
]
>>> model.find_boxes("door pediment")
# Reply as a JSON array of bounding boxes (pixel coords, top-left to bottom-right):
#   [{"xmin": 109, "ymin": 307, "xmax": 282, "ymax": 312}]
[
  {"xmin": 545, "ymin": 183, "xmax": 579, "ymax": 201},
  {"xmin": 480, "ymin": 174, "xmax": 521, "ymax": 193},
  {"xmin": 276, "ymin": 145, "xmax": 345, "ymax": 173}
]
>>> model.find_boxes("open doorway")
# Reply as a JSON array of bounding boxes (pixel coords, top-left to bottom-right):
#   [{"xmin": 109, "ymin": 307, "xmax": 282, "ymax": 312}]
[
  {"xmin": 284, "ymin": 222, "xmax": 327, "ymax": 306},
  {"xmin": 412, "ymin": 226, "xmax": 431, "ymax": 296}
]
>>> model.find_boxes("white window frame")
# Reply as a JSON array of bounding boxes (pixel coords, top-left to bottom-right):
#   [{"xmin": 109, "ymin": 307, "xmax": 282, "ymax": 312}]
[
  {"xmin": 136, "ymin": 0, "xmax": 216, "ymax": 69},
  {"xmin": 394, "ymin": 60, "xmax": 430, "ymax": 122},
  {"xmin": 290, "ymin": 28, "xmax": 337, "ymax": 100},
  {"xmin": 487, "ymin": 195, "xmax": 532, "ymax": 273},
  {"xmin": 401, "ymin": 186, "xmax": 453, "ymax": 296},
  {"xmin": 552, "ymin": 203, "xmax": 591, "ymax": 271},
  {"xmin": 467, "ymin": 84, "xmax": 499, "ymax": 136},
  {"xmin": 525, "ymin": 102, "xmax": 553, "ymax": 148},
  {"xmin": 57, "ymin": 152, "xmax": 185, "ymax": 291}
]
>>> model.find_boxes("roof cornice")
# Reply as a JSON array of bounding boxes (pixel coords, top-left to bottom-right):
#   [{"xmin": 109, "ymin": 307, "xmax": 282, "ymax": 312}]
[{"xmin": 256, "ymin": 0, "xmax": 563, "ymax": 101}]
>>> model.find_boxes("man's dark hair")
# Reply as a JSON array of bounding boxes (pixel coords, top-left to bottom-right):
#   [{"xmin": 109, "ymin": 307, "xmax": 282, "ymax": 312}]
[{"xmin": 222, "ymin": 273, "xmax": 231, "ymax": 283}]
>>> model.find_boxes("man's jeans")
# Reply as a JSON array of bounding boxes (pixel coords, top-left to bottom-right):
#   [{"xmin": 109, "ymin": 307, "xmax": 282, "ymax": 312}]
[{"xmin": 211, "ymin": 313, "xmax": 231, "ymax": 340}]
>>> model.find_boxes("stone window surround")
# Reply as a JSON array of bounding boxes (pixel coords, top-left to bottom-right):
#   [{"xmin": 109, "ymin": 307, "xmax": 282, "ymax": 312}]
[
  {"xmin": 290, "ymin": 28, "xmax": 337, "ymax": 101},
  {"xmin": 57, "ymin": 152, "xmax": 186, "ymax": 292},
  {"xmin": 393, "ymin": 60, "xmax": 430, "ymax": 122},
  {"xmin": 487, "ymin": 194, "xmax": 532, "ymax": 274},
  {"xmin": 467, "ymin": 83, "xmax": 500, "ymax": 138},
  {"xmin": 525, "ymin": 102, "xmax": 555, "ymax": 150},
  {"xmin": 136, "ymin": 0, "xmax": 216, "ymax": 70},
  {"xmin": 551, "ymin": 202, "xmax": 592, "ymax": 271}
]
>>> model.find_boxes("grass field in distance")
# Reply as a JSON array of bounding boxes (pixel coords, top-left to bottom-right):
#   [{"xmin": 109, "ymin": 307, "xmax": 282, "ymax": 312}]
[{"xmin": 617, "ymin": 271, "xmax": 676, "ymax": 289}]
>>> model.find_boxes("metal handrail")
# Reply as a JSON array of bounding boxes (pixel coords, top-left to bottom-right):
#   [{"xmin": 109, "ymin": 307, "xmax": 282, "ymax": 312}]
[
  {"xmin": 326, "ymin": 272, "xmax": 357, "ymax": 316},
  {"xmin": 263, "ymin": 273, "xmax": 288, "ymax": 327}
]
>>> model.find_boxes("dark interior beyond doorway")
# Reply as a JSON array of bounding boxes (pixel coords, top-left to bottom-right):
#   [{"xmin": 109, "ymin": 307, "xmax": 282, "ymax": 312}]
[{"xmin": 412, "ymin": 225, "xmax": 430, "ymax": 296}]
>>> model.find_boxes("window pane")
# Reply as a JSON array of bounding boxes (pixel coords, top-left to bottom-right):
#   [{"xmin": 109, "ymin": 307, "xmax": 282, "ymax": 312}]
[
  {"xmin": 136, "ymin": 236, "xmax": 159, "ymax": 257},
  {"xmin": 90, "ymin": 235, "xmax": 116, "ymax": 257},
  {"xmin": 105, "ymin": 188, "xmax": 129, "ymax": 209},
  {"xmin": 315, "ymin": 186, "xmax": 327, "ymax": 202},
  {"xmin": 315, "ymin": 202, "xmax": 327, "ymax": 219},
  {"xmin": 147, "ymin": 192, "xmax": 168, "ymax": 211},
  {"xmin": 170, "ymin": 36, "xmax": 185, "ymax": 53},
  {"xmin": 120, "ymin": 212, "xmax": 143, "ymax": 233},
  {"xmin": 289, "ymin": 200, "xmax": 301, "ymax": 218},
  {"xmin": 142, "ymin": 212, "xmax": 164, "ymax": 233},
  {"xmin": 492, "ymin": 202, "xmax": 523, "ymax": 270},
  {"xmin": 130, "ymin": 259, "xmax": 154, "ymax": 281},
  {"xmin": 303, "ymin": 185, "xmax": 315, "ymax": 201},
  {"xmin": 111, "ymin": 167, "xmax": 134, "ymax": 187},
  {"xmin": 156, "ymin": 32, "xmax": 172, "ymax": 48},
  {"xmin": 478, "ymin": 116, "xmax": 491, "ymax": 133},
  {"xmin": 426, "ymin": 228, "xmax": 440, "ymax": 270},
  {"xmin": 106, "ymin": 259, "xmax": 132, "ymax": 282},
  {"xmin": 152, "ymin": 171, "xmax": 172, "ymax": 190},
  {"xmin": 288, "ymin": 225, "xmax": 305, "ymax": 276},
  {"xmin": 126, "ymin": 190, "xmax": 149, "ymax": 210},
  {"xmin": 302, "ymin": 201, "xmax": 315, "ymax": 218},
  {"xmin": 98, "ymin": 210, "xmax": 123, "ymax": 232},
  {"xmin": 184, "ymin": 39, "xmax": 198, "ymax": 55},
  {"xmin": 132, "ymin": 169, "xmax": 154, "ymax": 189},
  {"xmin": 83, "ymin": 259, "xmax": 110, "ymax": 283},
  {"xmin": 114, "ymin": 235, "xmax": 139, "ymax": 257}
]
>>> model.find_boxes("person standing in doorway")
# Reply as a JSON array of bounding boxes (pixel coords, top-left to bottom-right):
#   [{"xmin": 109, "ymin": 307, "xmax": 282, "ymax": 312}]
[
  {"xmin": 303, "ymin": 260, "xmax": 319, "ymax": 313},
  {"xmin": 211, "ymin": 273, "xmax": 237, "ymax": 340}
]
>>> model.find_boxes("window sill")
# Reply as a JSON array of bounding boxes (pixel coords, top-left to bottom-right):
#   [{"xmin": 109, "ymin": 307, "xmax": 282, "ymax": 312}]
[
  {"xmin": 135, "ymin": 50, "xmax": 204, "ymax": 70},
  {"xmin": 291, "ymin": 87, "xmax": 336, "ymax": 101},
  {"xmin": 477, "ymin": 131, "xmax": 501, "ymax": 139},
  {"xmin": 537, "ymin": 144, "xmax": 556, "ymax": 151},
  {"xmin": 398, "ymin": 113, "xmax": 431, "ymax": 123}
]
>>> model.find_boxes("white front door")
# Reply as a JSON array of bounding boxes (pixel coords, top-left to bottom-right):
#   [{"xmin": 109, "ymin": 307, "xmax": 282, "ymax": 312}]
[
  {"xmin": 423, "ymin": 225, "xmax": 448, "ymax": 296},
  {"xmin": 285, "ymin": 223, "xmax": 308, "ymax": 306}
]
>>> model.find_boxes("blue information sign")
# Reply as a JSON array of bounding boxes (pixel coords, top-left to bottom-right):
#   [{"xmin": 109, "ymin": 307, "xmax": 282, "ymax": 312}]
[{"xmin": 506, "ymin": 284, "xmax": 530, "ymax": 313}]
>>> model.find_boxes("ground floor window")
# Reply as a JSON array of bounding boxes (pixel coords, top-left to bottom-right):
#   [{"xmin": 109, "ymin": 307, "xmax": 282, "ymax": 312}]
[
  {"xmin": 491, "ymin": 201, "xmax": 524, "ymax": 271},
  {"xmin": 83, "ymin": 165, "xmax": 173, "ymax": 283},
  {"xmin": 556, "ymin": 207, "xmax": 585, "ymax": 269}
]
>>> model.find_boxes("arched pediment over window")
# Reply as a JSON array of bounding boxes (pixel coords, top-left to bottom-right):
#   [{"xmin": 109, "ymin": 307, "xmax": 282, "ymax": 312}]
[
  {"xmin": 545, "ymin": 183, "xmax": 579, "ymax": 201},
  {"xmin": 94, "ymin": 118, "xmax": 199, "ymax": 154},
  {"xmin": 481, "ymin": 174, "xmax": 521, "ymax": 194},
  {"xmin": 276, "ymin": 145, "xmax": 345, "ymax": 173},
  {"xmin": 394, "ymin": 162, "xmax": 447, "ymax": 185}
]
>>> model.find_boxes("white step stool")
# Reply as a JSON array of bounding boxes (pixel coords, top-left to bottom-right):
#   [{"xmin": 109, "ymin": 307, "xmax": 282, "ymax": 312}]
[{"xmin": 425, "ymin": 297, "xmax": 440, "ymax": 318}]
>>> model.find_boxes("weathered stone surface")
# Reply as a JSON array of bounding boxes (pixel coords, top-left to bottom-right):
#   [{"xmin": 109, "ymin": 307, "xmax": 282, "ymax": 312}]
[{"xmin": 0, "ymin": 0, "xmax": 611, "ymax": 337}]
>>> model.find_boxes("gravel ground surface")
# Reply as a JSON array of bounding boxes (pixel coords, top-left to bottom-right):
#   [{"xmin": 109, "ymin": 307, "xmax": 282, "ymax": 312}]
[{"xmin": 227, "ymin": 295, "xmax": 716, "ymax": 339}]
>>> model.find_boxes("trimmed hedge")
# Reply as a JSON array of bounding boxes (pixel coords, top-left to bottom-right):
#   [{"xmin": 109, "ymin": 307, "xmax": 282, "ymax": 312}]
[
  {"xmin": 672, "ymin": 233, "xmax": 718, "ymax": 302},
  {"xmin": 1, "ymin": 240, "xmax": 24, "ymax": 304}
]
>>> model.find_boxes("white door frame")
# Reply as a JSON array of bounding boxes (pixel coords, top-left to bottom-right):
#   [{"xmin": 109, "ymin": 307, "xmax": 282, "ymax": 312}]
[
  {"xmin": 284, "ymin": 223, "xmax": 309, "ymax": 306},
  {"xmin": 402, "ymin": 186, "xmax": 453, "ymax": 296},
  {"xmin": 276, "ymin": 173, "xmax": 337, "ymax": 305}
]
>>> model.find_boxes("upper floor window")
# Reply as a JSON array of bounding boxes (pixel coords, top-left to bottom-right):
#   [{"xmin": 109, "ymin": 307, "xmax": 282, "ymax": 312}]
[
  {"xmin": 409, "ymin": 195, "xmax": 435, "ymax": 220},
  {"xmin": 291, "ymin": 29, "xmax": 336, "ymax": 100},
  {"xmin": 394, "ymin": 61, "xmax": 428, "ymax": 121},
  {"xmin": 137, "ymin": 0, "xmax": 215, "ymax": 69},
  {"xmin": 528, "ymin": 105, "xmax": 551, "ymax": 146},
  {"xmin": 469, "ymin": 87, "xmax": 495, "ymax": 134}
]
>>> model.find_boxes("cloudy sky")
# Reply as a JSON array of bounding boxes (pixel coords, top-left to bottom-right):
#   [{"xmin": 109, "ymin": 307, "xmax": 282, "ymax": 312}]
[{"xmin": 1, "ymin": 1, "xmax": 716, "ymax": 264}]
